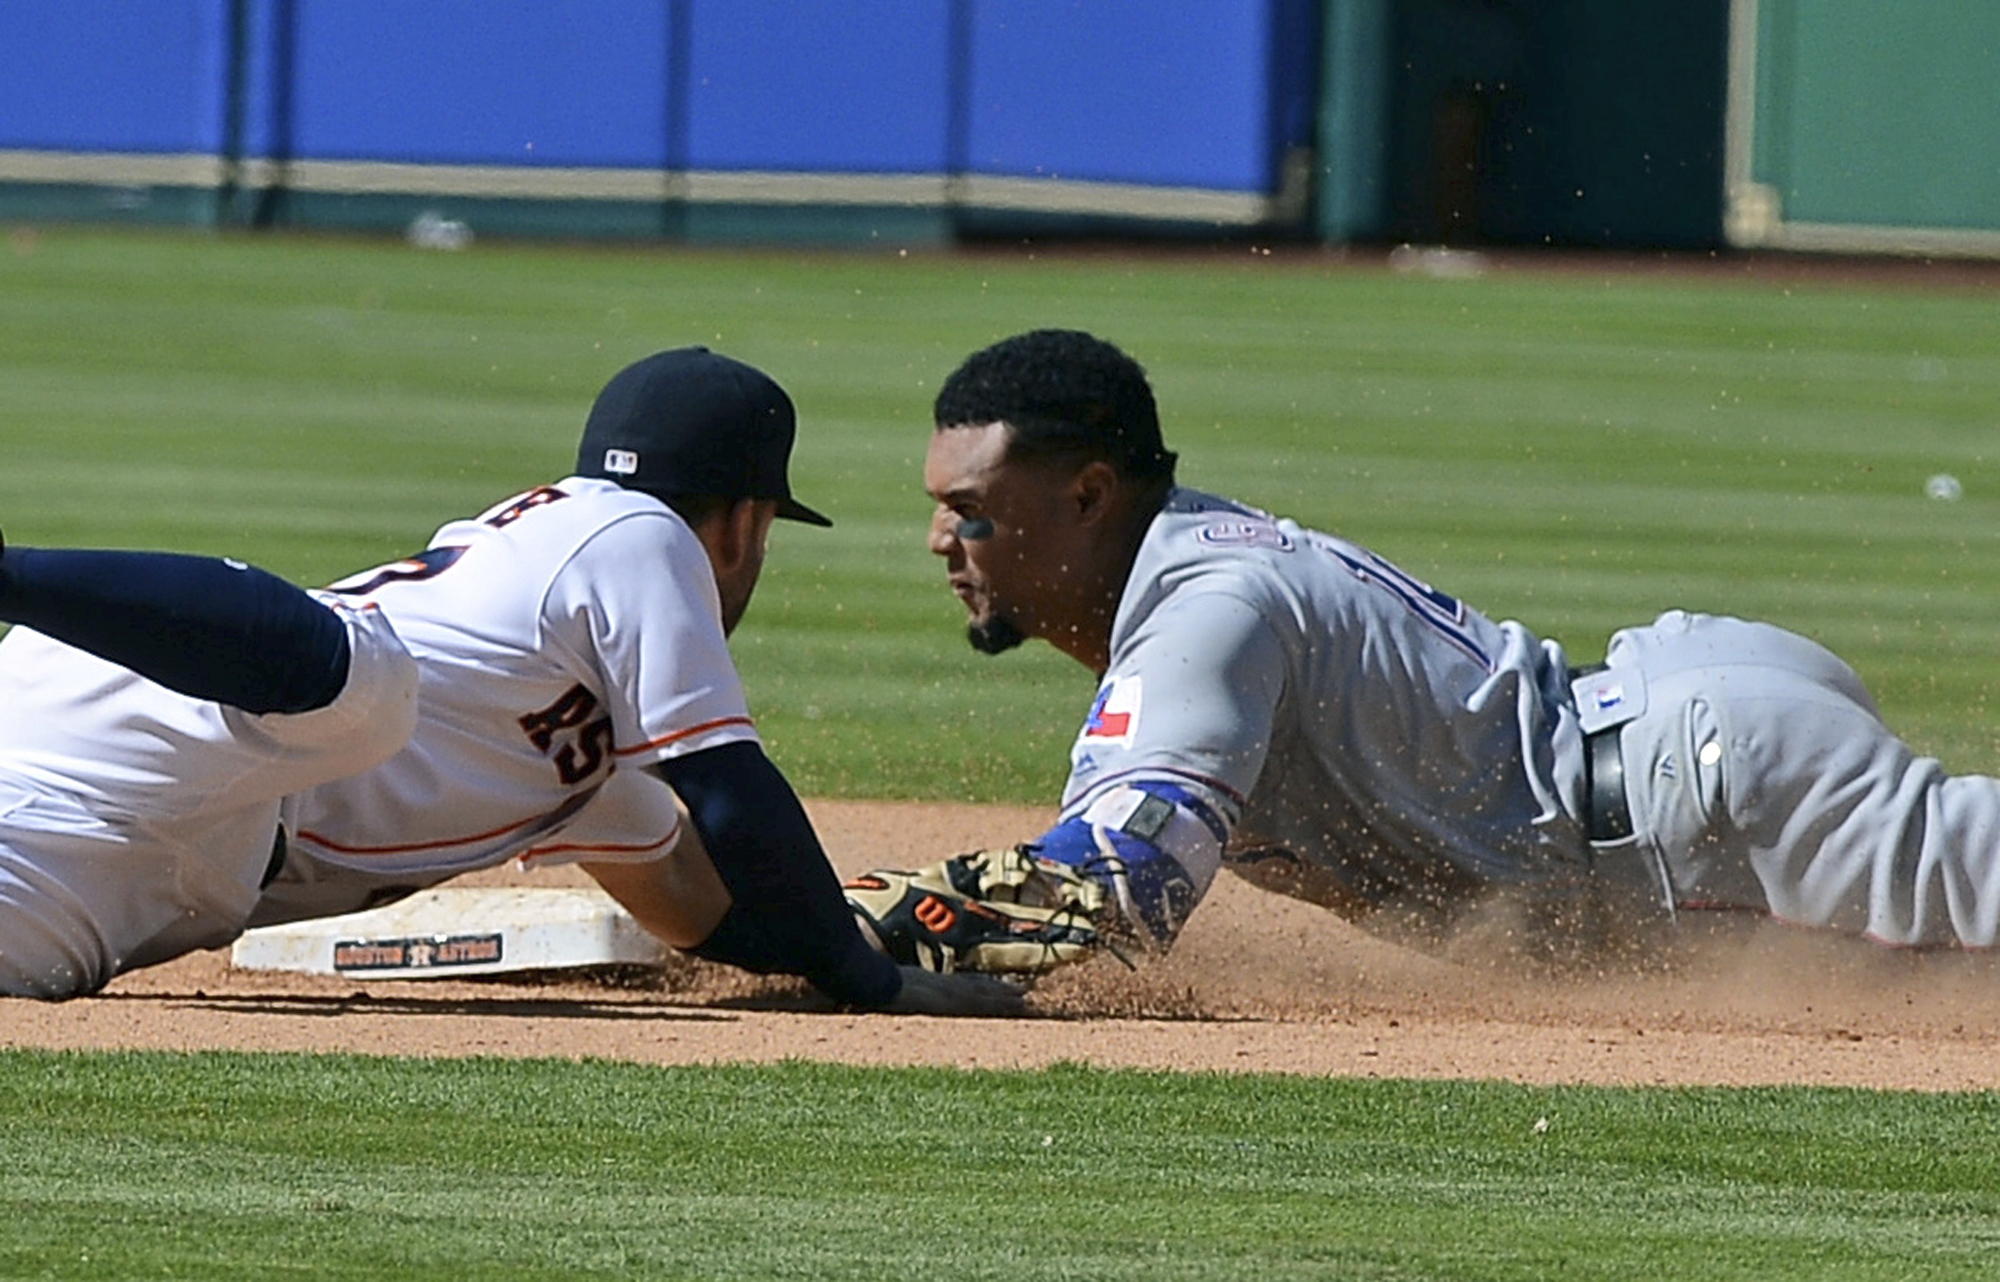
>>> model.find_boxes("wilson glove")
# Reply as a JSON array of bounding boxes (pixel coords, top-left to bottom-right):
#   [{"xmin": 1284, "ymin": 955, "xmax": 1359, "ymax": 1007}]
[{"xmin": 844, "ymin": 847, "xmax": 1106, "ymax": 976}]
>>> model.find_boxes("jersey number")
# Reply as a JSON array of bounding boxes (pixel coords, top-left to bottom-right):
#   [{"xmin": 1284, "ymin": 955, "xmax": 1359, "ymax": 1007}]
[
  {"xmin": 328, "ymin": 545, "xmax": 468, "ymax": 597},
  {"xmin": 327, "ymin": 486, "xmax": 572, "ymax": 597},
  {"xmin": 1317, "ymin": 539, "xmax": 1492, "ymax": 670},
  {"xmin": 519, "ymin": 683, "xmax": 615, "ymax": 786}
]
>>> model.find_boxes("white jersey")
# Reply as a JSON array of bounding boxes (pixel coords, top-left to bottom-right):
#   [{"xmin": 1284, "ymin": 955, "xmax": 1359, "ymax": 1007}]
[
  {"xmin": 0, "ymin": 602, "xmax": 419, "ymax": 996},
  {"xmin": 1061, "ymin": 488, "xmax": 1590, "ymax": 926},
  {"xmin": 259, "ymin": 478, "xmax": 756, "ymax": 920}
]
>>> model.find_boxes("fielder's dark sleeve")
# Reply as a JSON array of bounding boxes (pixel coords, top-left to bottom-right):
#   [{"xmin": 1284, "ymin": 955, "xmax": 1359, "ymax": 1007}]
[
  {"xmin": 651, "ymin": 742, "xmax": 902, "ymax": 1008},
  {"xmin": 0, "ymin": 546, "xmax": 350, "ymax": 714}
]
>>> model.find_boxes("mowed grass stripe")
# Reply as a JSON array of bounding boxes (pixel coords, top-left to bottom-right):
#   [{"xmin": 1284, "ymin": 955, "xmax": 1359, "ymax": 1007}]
[
  {"xmin": 6, "ymin": 229, "xmax": 2000, "ymax": 1276},
  {"xmin": 2, "ymin": 1051, "xmax": 1999, "ymax": 1280},
  {"xmin": 3, "ymin": 228, "xmax": 1999, "ymax": 798}
]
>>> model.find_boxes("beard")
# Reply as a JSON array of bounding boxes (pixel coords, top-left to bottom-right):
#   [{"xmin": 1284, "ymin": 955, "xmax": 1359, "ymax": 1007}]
[{"xmin": 966, "ymin": 614, "xmax": 1027, "ymax": 655}]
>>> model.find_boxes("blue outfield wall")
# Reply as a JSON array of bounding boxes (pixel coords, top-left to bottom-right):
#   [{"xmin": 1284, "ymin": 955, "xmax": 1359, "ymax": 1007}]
[
  {"xmin": 281, "ymin": 1, "xmax": 681, "ymax": 169},
  {"xmin": 0, "ymin": 2, "xmax": 232, "ymax": 154},
  {"xmin": 0, "ymin": 0, "xmax": 239, "ymax": 223},
  {"xmin": 0, "ymin": 0, "xmax": 1320, "ymax": 242},
  {"xmin": 685, "ymin": 0, "xmax": 954, "ymax": 175},
  {"xmin": 0, "ymin": 1, "xmax": 1768, "ymax": 250},
  {"xmin": 964, "ymin": 0, "xmax": 1310, "ymax": 193}
]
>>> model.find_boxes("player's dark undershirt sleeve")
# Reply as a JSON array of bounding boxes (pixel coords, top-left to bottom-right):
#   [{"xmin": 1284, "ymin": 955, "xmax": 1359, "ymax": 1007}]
[
  {"xmin": 0, "ymin": 545, "xmax": 349, "ymax": 714},
  {"xmin": 651, "ymin": 742, "xmax": 902, "ymax": 1008}
]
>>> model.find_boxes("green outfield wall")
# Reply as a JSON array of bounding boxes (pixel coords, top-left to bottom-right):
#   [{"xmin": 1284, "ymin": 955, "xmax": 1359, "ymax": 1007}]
[{"xmin": 1727, "ymin": 0, "xmax": 2000, "ymax": 255}]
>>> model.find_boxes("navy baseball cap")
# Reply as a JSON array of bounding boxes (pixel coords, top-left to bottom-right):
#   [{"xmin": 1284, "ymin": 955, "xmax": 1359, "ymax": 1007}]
[{"xmin": 576, "ymin": 347, "xmax": 832, "ymax": 527}]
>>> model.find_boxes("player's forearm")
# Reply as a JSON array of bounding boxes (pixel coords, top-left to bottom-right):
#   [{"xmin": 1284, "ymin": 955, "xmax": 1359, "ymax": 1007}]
[
  {"xmin": 589, "ymin": 836, "xmax": 902, "ymax": 1008},
  {"xmin": 689, "ymin": 898, "xmax": 900, "ymax": 1006},
  {"xmin": 650, "ymin": 744, "xmax": 902, "ymax": 1008},
  {"xmin": 581, "ymin": 852, "xmax": 728, "ymax": 950}
]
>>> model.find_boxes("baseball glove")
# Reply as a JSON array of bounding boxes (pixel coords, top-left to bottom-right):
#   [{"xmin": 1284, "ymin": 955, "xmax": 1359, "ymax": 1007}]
[{"xmin": 845, "ymin": 847, "xmax": 1107, "ymax": 976}]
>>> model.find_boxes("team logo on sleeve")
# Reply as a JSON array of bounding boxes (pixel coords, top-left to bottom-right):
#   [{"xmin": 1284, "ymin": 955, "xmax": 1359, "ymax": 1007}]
[
  {"xmin": 1195, "ymin": 519, "xmax": 1294, "ymax": 551},
  {"xmin": 1080, "ymin": 677, "xmax": 1142, "ymax": 748}
]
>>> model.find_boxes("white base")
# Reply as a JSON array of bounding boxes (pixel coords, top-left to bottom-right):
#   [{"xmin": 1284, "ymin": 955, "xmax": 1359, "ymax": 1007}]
[{"xmin": 230, "ymin": 887, "xmax": 668, "ymax": 979}]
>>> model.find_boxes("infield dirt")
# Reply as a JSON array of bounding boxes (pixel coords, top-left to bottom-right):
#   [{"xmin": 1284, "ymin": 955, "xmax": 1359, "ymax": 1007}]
[{"xmin": 7, "ymin": 799, "xmax": 2000, "ymax": 1091}]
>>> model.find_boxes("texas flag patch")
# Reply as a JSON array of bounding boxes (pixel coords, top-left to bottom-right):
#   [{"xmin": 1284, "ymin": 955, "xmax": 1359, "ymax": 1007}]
[{"xmin": 1080, "ymin": 676, "xmax": 1142, "ymax": 748}]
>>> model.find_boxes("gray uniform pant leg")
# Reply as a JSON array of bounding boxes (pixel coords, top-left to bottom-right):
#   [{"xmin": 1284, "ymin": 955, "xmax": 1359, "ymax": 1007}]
[{"xmin": 1608, "ymin": 610, "xmax": 2000, "ymax": 947}]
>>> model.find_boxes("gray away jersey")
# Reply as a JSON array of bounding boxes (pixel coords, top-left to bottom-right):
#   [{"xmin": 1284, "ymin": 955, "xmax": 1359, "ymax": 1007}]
[{"xmin": 1061, "ymin": 489, "xmax": 1593, "ymax": 927}]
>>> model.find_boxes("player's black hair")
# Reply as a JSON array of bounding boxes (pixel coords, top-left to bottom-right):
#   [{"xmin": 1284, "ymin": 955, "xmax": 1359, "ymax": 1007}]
[{"xmin": 933, "ymin": 329, "xmax": 1177, "ymax": 483}]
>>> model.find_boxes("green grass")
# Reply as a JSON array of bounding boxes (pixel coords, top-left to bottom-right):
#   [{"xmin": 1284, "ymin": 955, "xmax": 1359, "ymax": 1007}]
[
  {"xmin": 2, "ymin": 1050, "xmax": 1998, "ymax": 1281},
  {"xmin": 6, "ymin": 229, "xmax": 2000, "ymax": 797},
  {"xmin": 6, "ymin": 229, "xmax": 2000, "ymax": 1277}
]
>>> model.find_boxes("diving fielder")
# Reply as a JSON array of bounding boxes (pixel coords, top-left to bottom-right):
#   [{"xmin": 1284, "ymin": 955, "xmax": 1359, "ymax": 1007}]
[{"xmin": 0, "ymin": 348, "xmax": 1025, "ymax": 1014}]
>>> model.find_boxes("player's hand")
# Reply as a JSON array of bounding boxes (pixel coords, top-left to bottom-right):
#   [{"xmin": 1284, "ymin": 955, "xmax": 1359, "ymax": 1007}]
[
  {"xmin": 845, "ymin": 848, "xmax": 1104, "ymax": 976},
  {"xmin": 882, "ymin": 965, "xmax": 1027, "ymax": 1017}
]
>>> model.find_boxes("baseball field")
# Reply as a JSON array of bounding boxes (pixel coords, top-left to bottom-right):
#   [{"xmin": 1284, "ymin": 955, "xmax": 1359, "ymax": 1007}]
[{"xmin": 5, "ymin": 226, "xmax": 2000, "ymax": 1277}]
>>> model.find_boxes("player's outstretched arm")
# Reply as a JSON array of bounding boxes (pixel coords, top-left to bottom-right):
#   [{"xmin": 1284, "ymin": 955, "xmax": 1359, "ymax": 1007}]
[
  {"xmin": 844, "ymin": 781, "xmax": 1230, "ymax": 975},
  {"xmin": 579, "ymin": 796, "xmax": 732, "ymax": 950},
  {"xmin": 884, "ymin": 965, "xmax": 1025, "ymax": 1015},
  {"xmin": 613, "ymin": 743, "xmax": 1022, "ymax": 1016},
  {"xmin": 586, "ymin": 815, "xmax": 1023, "ymax": 1015}
]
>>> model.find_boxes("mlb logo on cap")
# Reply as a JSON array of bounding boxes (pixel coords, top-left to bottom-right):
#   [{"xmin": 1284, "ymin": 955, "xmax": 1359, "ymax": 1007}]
[{"xmin": 602, "ymin": 449, "xmax": 640, "ymax": 475}]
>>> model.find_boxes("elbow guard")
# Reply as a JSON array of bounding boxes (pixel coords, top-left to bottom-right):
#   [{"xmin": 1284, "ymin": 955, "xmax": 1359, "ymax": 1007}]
[{"xmin": 1030, "ymin": 781, "xmax": 1227, "ymax": 950}]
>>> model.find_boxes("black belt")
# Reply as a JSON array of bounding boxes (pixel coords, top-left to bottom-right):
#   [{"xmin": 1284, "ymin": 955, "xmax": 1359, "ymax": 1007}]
[
  {"xmin": 1584, "ymin": 725, "xmax": 1633, "ymax": 843},
  {"xmin": 1572, "ymin": 665, "xmax": 1635, "ymax": 845}
]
